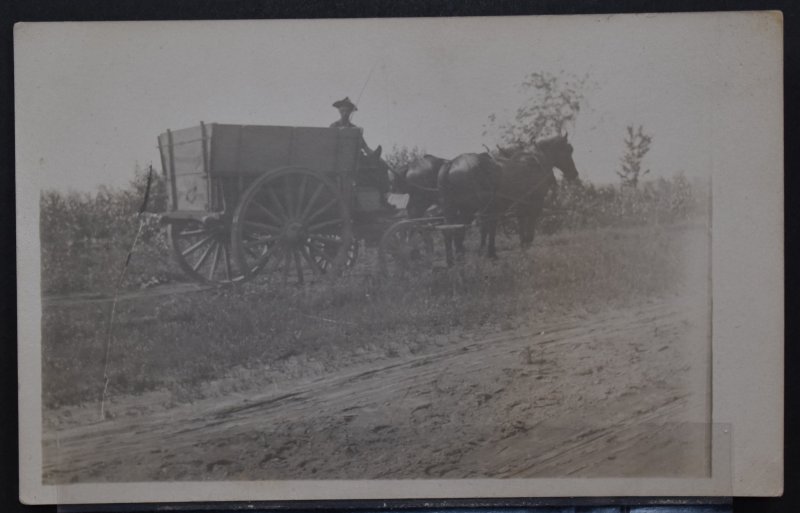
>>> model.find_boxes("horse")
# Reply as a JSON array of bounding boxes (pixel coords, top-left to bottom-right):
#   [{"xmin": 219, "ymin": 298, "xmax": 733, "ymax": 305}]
[
  {"xmin": 388, "ymin": 154, "xmax": 447, "ymax": 218},
  {"xmin": 437, "ymin": 133, "xmax": 579, "ymax": 265},
  {"xmin": 480, "ymin": 133, "xmax": 580, "ymax": 258},
  {"xmin": 357, "ymin": 145, "xmax": 391, "ymax": 198},
  {"xmin": 436, "ymin": 152, "xmax": 502, "ymax": 266}
]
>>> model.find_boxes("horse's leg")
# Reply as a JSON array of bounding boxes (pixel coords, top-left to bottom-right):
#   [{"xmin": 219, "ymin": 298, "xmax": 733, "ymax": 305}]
[
  {"xmin": 452, "ymin": 212, "xmax": 467, "ymax": 261},
  {"xmin": 527, "ymin": 201, "xmax": 545, "ymax": 247},
  {"xmin": 517, "ymin": 212, "xmax": 531, "ymax": 249},
  {"xmin": 443, "ymin": 231, "xmax": 454, "ymax": 267},
  {"xmin": 455, "ymin": 228, "xmax": 466, "ymax": 261},
  {"xmin": 442, "ymin": 205, "xmax": 456, "ymax": 267},
  {"xmin": 487, "ymin": 216, "xmax": 498, "ymax": 259}
]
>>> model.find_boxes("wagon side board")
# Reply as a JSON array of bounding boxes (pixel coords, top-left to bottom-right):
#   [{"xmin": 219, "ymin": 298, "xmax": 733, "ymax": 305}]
[
  {"xmin": 158, "ymin": 124, "xmax": 363, "ymax": 219},
  {"xmin": 157, "ymin": 124, "xmax": 213, "ymax": 213},
  {"xmin": 209, "ymin": 125, "xmax": 362, "ymax": 176}
]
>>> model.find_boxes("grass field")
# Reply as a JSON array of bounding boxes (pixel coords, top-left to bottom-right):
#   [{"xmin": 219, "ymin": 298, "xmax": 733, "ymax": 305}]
[
  {"xmin": 42, "ymin": 221, "xmax": 704, "ymax": 411},
  {"xmin": 40, "ymin": 173, "xmax": 704, "ymax": 295}
]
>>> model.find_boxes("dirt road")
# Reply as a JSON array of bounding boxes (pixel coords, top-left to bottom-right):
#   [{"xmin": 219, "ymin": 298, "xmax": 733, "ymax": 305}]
[{"xmin": 43, "ymin": 295, "xmax": 710, "ymax": 483}]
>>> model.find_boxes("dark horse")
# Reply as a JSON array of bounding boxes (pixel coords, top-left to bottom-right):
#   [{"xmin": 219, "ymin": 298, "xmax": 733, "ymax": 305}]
[
  {"xmin": 438, "ymin": 133, "xmax": 579, "ymax": 265},
  {"xmin": 437, "ymin": 152, "xmax": 502, "ymax": 265},
  {"xmin": 388, "ymin": 154, "xmax": 448, "ymax": 218},
  {"xmin": 358, "ymin": 145, "xmax": 391, "ymax": 198}
]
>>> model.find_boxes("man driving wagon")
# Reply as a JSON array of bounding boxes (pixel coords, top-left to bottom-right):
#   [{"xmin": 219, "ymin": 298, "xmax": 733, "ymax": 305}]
[{"xmin": 330, "ymin": 97, "xmax": 390, "ymax": 203}]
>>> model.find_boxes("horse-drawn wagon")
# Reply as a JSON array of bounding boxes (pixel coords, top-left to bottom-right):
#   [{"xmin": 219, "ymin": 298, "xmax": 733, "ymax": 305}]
[
  {"xmin": 158, "ymin": 122, "xmax": 401, "ymax": 285},
  {"xmin": 158, "ymin": 123, "xmax": 579, "ymax": 285}
]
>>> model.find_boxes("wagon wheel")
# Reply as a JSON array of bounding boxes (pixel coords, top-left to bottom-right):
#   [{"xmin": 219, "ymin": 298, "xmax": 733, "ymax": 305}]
[
  {"xmin": 231, "ymin": 166, "xmax": 353, "ymax": 284},
  {"xmin": 168, "ymin": 219, "xmax": 250, "ymax": 285},
  {"xmin": 310, "ymin": 236, "xmax": 359, "ymax": 271},
  {"xmin": 378, "ymin": 218, "xmax": 439, "ymax": 278}
]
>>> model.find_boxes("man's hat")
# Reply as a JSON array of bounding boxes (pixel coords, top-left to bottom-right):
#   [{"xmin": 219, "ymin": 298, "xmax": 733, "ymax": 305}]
[{"xmin": 333, "ymin": 97, "xmax": 357, "ymax": 111}]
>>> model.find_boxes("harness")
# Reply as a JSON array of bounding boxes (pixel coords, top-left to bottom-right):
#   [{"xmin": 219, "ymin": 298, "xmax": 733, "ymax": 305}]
[
  {"xmin": 393, "ymin": 149, "xmax": 557, "ymax": 221},
  {"xmin": 388, "ymin": 159, "xmax": 442, "ymax": 193},
  {"xmin": 483, "ymin": 147, "xmax": 557, "ymax": 216}
]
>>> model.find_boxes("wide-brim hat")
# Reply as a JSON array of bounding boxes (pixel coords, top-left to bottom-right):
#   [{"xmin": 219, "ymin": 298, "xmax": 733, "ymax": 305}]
[{"xmin": 333, "ymin": 97, "xmax": 357, "ymax": 111}]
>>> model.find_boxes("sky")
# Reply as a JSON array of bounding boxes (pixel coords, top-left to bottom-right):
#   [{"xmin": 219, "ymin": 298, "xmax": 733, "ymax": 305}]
[{"xmin": 14, "ymin": 13, "xmax": 772, "ymax": 192}]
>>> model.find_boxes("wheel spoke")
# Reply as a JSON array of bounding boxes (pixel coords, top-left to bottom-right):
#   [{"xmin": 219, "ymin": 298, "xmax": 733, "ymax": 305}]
[
  {"xmin": 308, "ymin": 243, "xmax": 329, "ymax": 269},
  {"xmin": 300, "ymin": 245, "xmax": 324, "ymax": 275},
  {"xmin": 243, "ymin": 236, "xmax": 277, "ymax": 248},
  {"xmin": 307, "ymin": 217, "xmax": 342, "ymax": 233},
  {"xmin": 222, "ymin": 242, "xmax": 232, "ymax": 281},
  {"xmin": 295, "ymin": 176, "xmax": 308, "ymax": 218},
  {"xmin": 281, "ymin": 249, "xmax": 291, "ymax": 285},
  {"xmin": 182, "ymin": 235, "xmax": 214, "ymax": 257},
  {"xmin": 305, "ymin": 197, "xmax": 339, "ymax": 224},
  {"xmin": 178, "ymin": 228, "xmax": 206, "ymax": 237},
  {"xmin": 261, "ymin": 245, "xmax": 280, "ymax": 273},
  {"xmin": 299, "ymin": 182, "xmax": 325, "ymax": 220},
  {"xmin": 208, "ymin": 242, "xmax": 222, "ymax": 280},
  {"xmin": 293, "ymin": 249, "xmax": 304, "ymax": 284},
  {"xmin": 191, "ymin": 240, "xmax": 216, "ymax": 271},
  {"xmin": 252, "ymin": 242, "xmax": 283, "ymax": 271},
  {"xmin": 245, "ymin": 220, "xmax": 282, "ymax": 235},
  {"xmin": 312, "ymin": 240, "xmax": 334, "ymax": 261},
  {"xmin": 283, "ymin": 175, "xmax": 296, "ymax": 218},
  {"xmin": 171, "ymin": 221, "xmax": 242, "ymax": 285},
  {"xmin": 251, "ymin": 199, "xmax": 286, "ymax": 225},
  {"xmin": 265, "ymin": 187, "xmax": 290, "ymax": 221},
  {"xmin": 380, "ymin": 224, "xmax": 434, "ymax": 276},
  {"xmin": 308, "ymin": 234, "xmax": 342, "ymax": 245}
]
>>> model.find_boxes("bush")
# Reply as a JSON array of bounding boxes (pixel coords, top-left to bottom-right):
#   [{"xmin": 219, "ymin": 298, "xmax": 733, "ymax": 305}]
[
  {"xmin": 538, "ymin": 173, "xmax": 706, "ymax": 235},
  {"xmin": 40, "ymin": 168, "xmax": 176, "ymax": 294}
]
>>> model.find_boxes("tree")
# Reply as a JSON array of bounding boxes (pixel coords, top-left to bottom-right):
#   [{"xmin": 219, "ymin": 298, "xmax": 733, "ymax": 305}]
[
  {"xmin": 485, "ymin": 71, "xmax": 590, "ymax": 151},
  {"xmin": 617, "ymin": 125, "xmax": 652, "ymax": 188},
  {"xmin": 383, "ymin": 144, "xmax": 427, "ymax": 170}
]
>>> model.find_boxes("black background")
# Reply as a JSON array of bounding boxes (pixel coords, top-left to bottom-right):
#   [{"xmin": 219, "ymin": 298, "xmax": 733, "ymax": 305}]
[{"xmin": 0, "ymin": 1, "xmax": 795, "ymax": 512}]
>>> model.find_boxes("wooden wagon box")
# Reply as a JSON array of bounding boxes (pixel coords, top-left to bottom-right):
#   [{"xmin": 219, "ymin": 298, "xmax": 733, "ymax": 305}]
[{"xmin": 158, "ymin": 123, "xmax": 363, "ymax": 213}]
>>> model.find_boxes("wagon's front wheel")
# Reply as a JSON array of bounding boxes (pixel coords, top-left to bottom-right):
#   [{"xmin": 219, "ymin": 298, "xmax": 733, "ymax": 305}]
[
  {"xmin": 231, "ymin": 167, "xmax": 353, "ymax": 284},
  {"xmin": 378, "ymin": 218, "xmax": 439, "ymax": 278}
]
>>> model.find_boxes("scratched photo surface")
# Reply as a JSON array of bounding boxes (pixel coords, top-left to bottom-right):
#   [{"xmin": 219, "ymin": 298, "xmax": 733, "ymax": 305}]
[{"xmin": 15, "ymin": 12, "xmax": 782, "ymax": 501}]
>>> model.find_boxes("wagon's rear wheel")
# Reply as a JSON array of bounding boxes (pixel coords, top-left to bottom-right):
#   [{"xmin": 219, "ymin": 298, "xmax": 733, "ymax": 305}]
[
  {"xmin": 168, "ymin": 219, "xmax": 247, "ymax": 285},
  {"xmin": 231, "ymin": 167, "xmax": 353, "ymax": 284},
  {"xmin": 378, "ymin": 218, "xmax": 439, "ymax": 278}
]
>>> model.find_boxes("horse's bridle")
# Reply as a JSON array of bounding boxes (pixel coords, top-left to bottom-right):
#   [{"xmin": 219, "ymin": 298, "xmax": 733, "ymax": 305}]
[{"xmin": 487, "ymin": 147, "xmax": 557, "ymax": 212}]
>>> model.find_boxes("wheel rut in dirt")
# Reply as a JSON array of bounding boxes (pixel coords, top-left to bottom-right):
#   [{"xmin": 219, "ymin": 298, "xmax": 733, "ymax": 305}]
[{"xmin": 43, "ymin": 298, "xmax": 710, "ymax": 483}]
